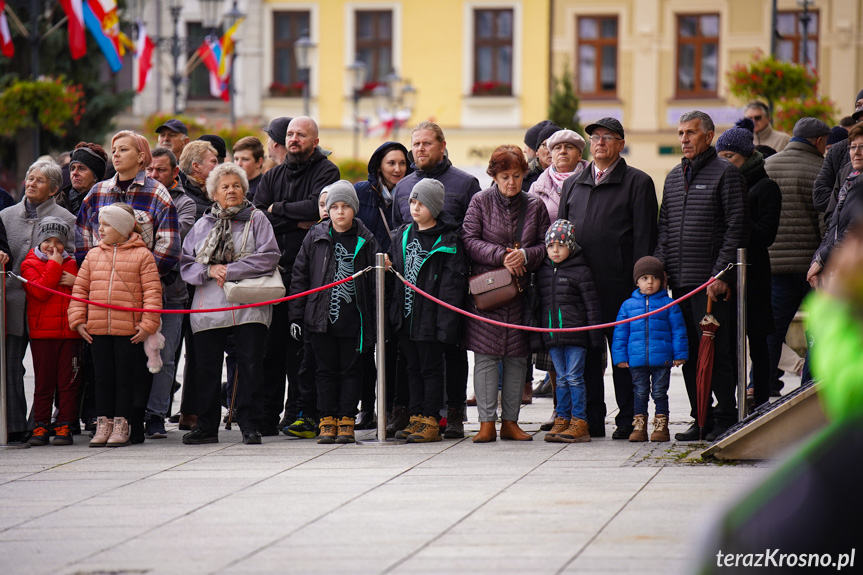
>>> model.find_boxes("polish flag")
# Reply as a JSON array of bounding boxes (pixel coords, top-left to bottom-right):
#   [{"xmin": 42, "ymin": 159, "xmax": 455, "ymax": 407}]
[
  {"xmin": 59, "ymin": 0, "xmax": 86, "ymax": 59},
  {"xmin": 0, "ymin": 1, "xmax": 14, "ymax": 58},
  {"xmin": 135, "ymin": 21, "xmax": 154, "ymax": 92}
]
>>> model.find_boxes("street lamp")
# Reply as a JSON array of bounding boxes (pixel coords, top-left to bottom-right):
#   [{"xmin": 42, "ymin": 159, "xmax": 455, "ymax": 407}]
[
  {"xmin": 374, "ymin": 70, "xmax": 416, "ymax": 141},
  {"xmin": 199, "ymin": 0, "xmax": 222, "ymax": 37},
  {"xmin": 348, "ymin": 60, "xmax": 367, "ymax": 159},
  {"xmin": 167, "ymin": 0, "xmax": 184, "ymax": 114},
  {"xmin": 295, "ymin": 31, "xmax": 316, "ymax": 117},
  {"xmin": 797, "ymin": 0, "xmax": 814, "ymax": 69},
  {"xmin": 224, "ymin": 1, "xmax": 245, "ymax": 127}
]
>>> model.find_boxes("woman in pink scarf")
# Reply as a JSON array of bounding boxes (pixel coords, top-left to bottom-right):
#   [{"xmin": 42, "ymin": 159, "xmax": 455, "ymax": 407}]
[{"xmin": 529, "ymin": 129, "xmax": 589, "ymax": 220}]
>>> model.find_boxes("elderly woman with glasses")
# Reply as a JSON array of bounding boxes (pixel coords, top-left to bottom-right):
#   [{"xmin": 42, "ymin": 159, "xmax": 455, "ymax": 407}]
[{"xmin": 529, "ymin": 129, "xmax": 589, "ymax": 221}]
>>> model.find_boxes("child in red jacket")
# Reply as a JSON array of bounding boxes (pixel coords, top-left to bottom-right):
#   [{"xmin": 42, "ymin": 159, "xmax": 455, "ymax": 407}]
[{"xmin": 21, "ymin": 217, "xmax": 81, "ymax": 446}]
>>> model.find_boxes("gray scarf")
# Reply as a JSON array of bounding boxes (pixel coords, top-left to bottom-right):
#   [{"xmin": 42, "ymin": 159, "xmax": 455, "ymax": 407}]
[{"xmin": 195, "ymin": 201, "xmax": 250, "ymax": 265}]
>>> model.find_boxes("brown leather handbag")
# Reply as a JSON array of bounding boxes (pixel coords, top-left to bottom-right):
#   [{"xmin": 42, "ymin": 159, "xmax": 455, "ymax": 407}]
[{"xmin": 468, "ymin": 193, "xmax": 528, "ymax": 312}]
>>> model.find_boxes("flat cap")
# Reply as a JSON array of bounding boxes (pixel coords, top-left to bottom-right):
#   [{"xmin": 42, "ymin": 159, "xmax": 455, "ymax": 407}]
[
  {"xmin": 792, "ymin": 117, "xmax": 830, "ymax": 139},
  {"xmin": 585, "ymin": 117, "xmax": 625, "ymax": 139}
]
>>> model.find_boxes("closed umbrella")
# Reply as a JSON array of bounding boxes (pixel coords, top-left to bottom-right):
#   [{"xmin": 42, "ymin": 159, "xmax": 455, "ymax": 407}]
[{"xmin": 697, "ymin": 298, "xmax": 720, "ymax": 439}]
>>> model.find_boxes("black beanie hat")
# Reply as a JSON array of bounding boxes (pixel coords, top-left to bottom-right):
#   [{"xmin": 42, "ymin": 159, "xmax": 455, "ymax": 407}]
[
  {"xmin": 525, "ymin": 120, "xmax": 553, "ymax": 150},
  {"xmin": 69, "ymin": 147, "xmax": 107, "ymax": 183},
  {"xmin": 199, "ymin": 135, "xmax": 227, "ymax": 163},
  {"xmin": 535, "ymin": 123, "xmax": 562, "ymax": 151},
  {"xmin": 633, "ymin": 256, "xmax": 665, "ymax": 284},
  {"xmin": 856, "ymin": 89, "xmax": 863, "ymax": 105}
]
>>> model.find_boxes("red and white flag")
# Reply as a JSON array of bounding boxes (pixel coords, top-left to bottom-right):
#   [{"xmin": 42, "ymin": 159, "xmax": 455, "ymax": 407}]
[
  {"xmin": 59, "ymin": 0, "xmax": 86, "ymax": 59},
  {"xmin": 0, "ymin": 1, "xmax": 14, "ymax": 58},
  {"xmin": 135, "ymin": 21, "xmax": 154, "ymax": 92}
]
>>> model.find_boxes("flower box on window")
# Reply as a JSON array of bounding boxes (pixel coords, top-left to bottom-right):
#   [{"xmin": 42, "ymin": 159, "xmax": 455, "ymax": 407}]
[
  {"xmin": 471, "ymin": 81, "xmax": 512, "ymax": 96},
  {"xmin": 268, "ymin": 81, "xmax": 305, "ymax": 98}
]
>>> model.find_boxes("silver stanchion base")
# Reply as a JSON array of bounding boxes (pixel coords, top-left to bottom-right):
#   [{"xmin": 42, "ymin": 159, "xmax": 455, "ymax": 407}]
[{"xmin": 356, "ymin": 438, "xmax": 407, "ymax": 445}]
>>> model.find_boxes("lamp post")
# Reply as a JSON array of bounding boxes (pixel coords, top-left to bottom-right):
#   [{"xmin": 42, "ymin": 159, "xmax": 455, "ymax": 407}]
[
  {"xmin": 166, "ymin": 0, "xmax": 184, "ymax": 114},
  {"xmin": 797, "ymin": 0, "xmax": 814, "ymax": 69},
  {"xmin": 295, "ymin": 31, "xmax": 315, "ymax": 117},
  {"xmin": 199, "ymin": 0, "xmax": 222, "ymax": 37},
  {"xmin": 224, "ymin": 1, "xmax": 245, "ymax": 127},
  {"xmin": 348, "ymin": 60, "xmax": 367, "ymax": 159},
  {"xmin": 375, "ymin": 70, "xmax": 416, "ymax": 142}
]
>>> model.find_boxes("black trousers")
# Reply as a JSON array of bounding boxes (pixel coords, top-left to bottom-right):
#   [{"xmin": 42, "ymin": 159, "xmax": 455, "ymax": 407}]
[
  {"xmin": 674, "ymin": 288, "xmax": 738, "ymax": 424},
  {"xmin": 388, "ymin": 340, "xmax": 410, "ymax": 409},
  {"xmin": 90, "ymin": 335, "xmax": 150, "ymax": 422},
  {"xmin": 584, "ymin": 327, "xmax": 634, "ymax": 430},
  {"xmin": 749, "ymin": 332, "xmax": 771, "ymax": 409},
  {"xmin": 262, "ymin": 301, "xmax": 302, "ymax": 428},
  {"xmin": 444, "ymin": 344, "xmax": 468, "ymax": 407},
  {"xmin": 310, "ymin": 332, "xmax": 362, "ymax": 418},
  {"xmin": 296, "ymin": 334, "xmax": 318, "ymax": 419},
  {"xmin": 180, "ymin": 310, "xmax": 198, "ymax": 416},
  {"xmin": 194, "ymin": 323, "xmax": 267, "ymax": 434},
  {"xmin": 400, "ymin": 334, "xmax": 445, "ymax": 418}
]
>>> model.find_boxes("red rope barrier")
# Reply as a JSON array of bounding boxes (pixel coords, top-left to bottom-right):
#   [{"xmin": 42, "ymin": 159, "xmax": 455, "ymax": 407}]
[{"xmin": 393, "ymin": 271, "xmax": 719, "ymax": 333}]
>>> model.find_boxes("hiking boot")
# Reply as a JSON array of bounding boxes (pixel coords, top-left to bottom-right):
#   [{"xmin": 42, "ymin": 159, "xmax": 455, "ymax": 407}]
[
  {"xmin": 500, "ymin": 420, "xmax": 532, "ymax": 441},
  {"xmin": 472, "ymin": 421, "xmax": 496, "ymax": 443},
  {"xmin": 395, "ymin": 415, "xmax": 422, "ymax": 440},
  {"xmin": 28, "ymin": 424, "xmax": 50, "ymax": 446},
  {"xmin": 386, "ymin": 406, "xmax": 409, "ymax": 439},
  {"xmin": 544, "ymin": 417, "xmax": 570, "ymax": 442},
  {"xmin": 443, "ymin": 405, "xmax": 465, "ymax": 439},
  {"xmin": 317, "ymin": 417, "xmax": 337, "ymax": 444},
  {"xmin": 285, "ymin": 417, "xmax": 317, "ymax": 439},
  {"xmin": 335, "ymin": 417, "xmax": 356, "ymax": 444},
  {"xmin": 557, "ymin": 418, "xmax": 591, "ymax": 443},
  {"xmin": 145, "ymin": 416, "xmax": 167, "ymax": 439},
  {"xmin": 89, "ymin": 416, "xmax": 114, "ymax": 447},
  {"xmin": 650, "ymin": 415, "xmax": 670, "ymax": 442},
  {"xmin": 628, "ymin": 415, "xmax": 648, "ymax": 442},
  {"xmin": 52, "ymin": 423, "xmax": 74, "ymax": 446},
  {"xmin": 182, "ymin": 427, "xmax": 218, "ymax": 445},
  {"xmin": 107, "ymin": 417, "xmax": 131, "ymax": 447},
  {"xmin": 407, "ymin": 416, "xmax": 442, "ymax": 443}
]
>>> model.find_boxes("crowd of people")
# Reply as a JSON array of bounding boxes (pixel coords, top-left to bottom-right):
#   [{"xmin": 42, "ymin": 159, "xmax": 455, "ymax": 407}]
[{"xmin": 1, "ymin": 90, "xmax": 861, "ymax": 448}]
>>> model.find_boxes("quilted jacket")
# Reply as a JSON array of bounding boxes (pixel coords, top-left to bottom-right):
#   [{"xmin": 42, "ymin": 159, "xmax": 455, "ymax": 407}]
[
  {"xmin": 610, "ymin": 289, "xmax": 688, "ymax": 368},
  {"xmin": 20, "ymin": 250, "xmax": 81, "ymax": 340}
]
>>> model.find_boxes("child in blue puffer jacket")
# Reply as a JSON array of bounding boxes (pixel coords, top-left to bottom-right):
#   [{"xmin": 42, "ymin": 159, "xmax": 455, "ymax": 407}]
[{"xmin": 611, "ymin": 256, "xmax": 687, "ymax": 443}]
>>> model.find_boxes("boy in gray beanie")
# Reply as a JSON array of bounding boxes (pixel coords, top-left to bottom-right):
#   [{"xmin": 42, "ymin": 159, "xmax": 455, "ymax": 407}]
[
  {"xmin": 324, "ymin": 179, "xmax": 359, "ymax": 215},
  {"xmin": 409, "ymin": 179, "xmax": 445, "ymax": 219}
]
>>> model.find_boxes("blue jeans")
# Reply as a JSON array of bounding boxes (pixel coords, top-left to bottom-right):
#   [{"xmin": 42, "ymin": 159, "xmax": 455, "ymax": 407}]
[
  {"xmin": 549, "ymin": 346, "xmax": 587, "ymax": 421},
  {"xmin": 629, "ymin": 366, "xmax": 671, "ymax": 416}
]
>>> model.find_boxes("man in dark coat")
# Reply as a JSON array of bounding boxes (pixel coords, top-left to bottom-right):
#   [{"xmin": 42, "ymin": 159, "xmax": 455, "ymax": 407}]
[
  {"xmin": 559, "ymin": 117, "xmax": 658, "ymax": 438},
  {"xmin": 253, "ymin": 116, "xmax": 340, "ymax": 433},
  {"xmin": 654, "ymin": 110, "xmax": 750, "ymax": 442},
  {"xmin": 812, "ymin": 89, "xmax": 863, "ymax": 216}
]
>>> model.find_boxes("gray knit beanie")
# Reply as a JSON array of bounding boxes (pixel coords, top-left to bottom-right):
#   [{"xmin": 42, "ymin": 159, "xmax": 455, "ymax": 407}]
[
  {"xmin": 324, "ymin": 180, "xmax": 359, "ymax": 214},
  {"xmin": 409, "ymin": 178, "xmax": 445, "ymax": 218},
  {"xmin": 36, "ymin": 216, "xmax": 71, "ymax": 248}
]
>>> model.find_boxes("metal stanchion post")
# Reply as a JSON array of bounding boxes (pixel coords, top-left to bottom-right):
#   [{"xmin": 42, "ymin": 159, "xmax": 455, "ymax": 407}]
[
  {"xmin": 357, "ymin": 254, "xmax": 404, "ymax": 445},
  {"xmin": 737, "ymin": 248, "xmax": 748, "ymax": 422},
  {"xmin": 1, "ymin": 263, "xmax": 8, "ymax": 446}
]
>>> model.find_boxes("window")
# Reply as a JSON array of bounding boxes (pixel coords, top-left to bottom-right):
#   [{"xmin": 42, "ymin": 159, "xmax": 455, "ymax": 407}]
[
  {"xmin": 356, "ymin": 11, "xmax": 392, "ymax": 90},
  {"xmin": 577, "ymin": 16, "xmax": 617, "ymax": 98},
  {"xmin": 272, "ymin": 11, "xmax": 310, "ymax": 97},
  {"xmin": 473, "ymin": 9, "xmax": 513, "ymax": 96},
  {"xmin": 676, "ymin": 14, "xmax": 719, "ymax": 98},
  {"xmin": 187, "ymin": 22, "xmax": 218, "ymax": 100},
  {"xmin": 777, "ymin": 10, "xmax": 818, "ymax": 71}
]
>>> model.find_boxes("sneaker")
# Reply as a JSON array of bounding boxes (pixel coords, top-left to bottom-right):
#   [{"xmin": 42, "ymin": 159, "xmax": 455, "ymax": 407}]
[
  {"xmin": 145, "ymin": 416, "xmax": 167, "ymax": 439},
  {"xmin": 182, "ymin": 427, "xmax": 219, "ymax": 445},
  {"xmin": 28, "ymin": 424, "xmax": 50, "ymax": 446},
  {"xmin": 53, "ymin": 423, "xmax": 74, "ymax": 446},
  {"xmin": 242, "ymin": 429, "xmax": 262, "ymax": 445},
  {"xmin": 285, "ymin": 417, "xmax": 317, "ymax": 439}
]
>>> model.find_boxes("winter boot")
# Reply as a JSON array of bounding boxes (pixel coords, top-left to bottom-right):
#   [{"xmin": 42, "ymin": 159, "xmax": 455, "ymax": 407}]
[
  {"xmin": 386, "ymin": 406, "xmax": 409, "ymax": 438},
  {"xmin": 628, "ymin": 415, "xmax": 648, "ymax": 442},
  {"xmin": 407, "ymin": 415, "xmax": 442, "ymax": 443},
  {"xmin": 543, "ymin": 417, "xmax": 569, "ymax": 442},
  {"xmin": 472, "ymin": 421, "xmax": 497, "ymax": 443},
  {"xmin": 443, "ymin": 405, "xmax": 465, "ymax": 439},
  {"xmin": 28, "ymin": 423, "xmax": 50, "ymax": 446},
  {"xmin": 650, "ymin": 415, "xmax": 670, "ymax": 442},
  {"xmin": 317, "ymin": 416, "xmax": 337, "ymax": 444},
  {"xmin": 395, "ymin": 415, "xmax": 422, "ymax": 440},
  {"xmin": 335, "ymin": 417, "xmax": 356, "ymax": 444},
  {"xmin": 557, "ymin": 418, "xmax": 591, "ymax": 443},
  {"xmin": 89, "ymin": 416, "xmax": 114, "ymax": 448},
  {"xmin": 500, "ymin": 420, "xmax": 532, "ymax": 441},
  {"xmin": 106, "ymin": 417, "xmax": 131, "ymax": 447},
  {"xmin": 52, "ymin": 423, "xmax": 74, "ymax": 446}
]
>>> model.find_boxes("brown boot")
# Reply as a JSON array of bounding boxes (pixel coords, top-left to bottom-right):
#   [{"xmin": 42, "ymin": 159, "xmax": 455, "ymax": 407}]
[
  {"xmin": 106, "ymin": 417, "xmax": 130, "ymax": 447},
  {"xmin": 178, "ymin": 414, "xmax": 197, "ymax": 431},
  {"xmin": 650, "ymin": 414, "xmax": 670, "ymax": 442},
  {"xmin": 544, "ymin": 417, "xmax": 570, "ymax": 442},
  {"xmin": 386, "ymin": 406, "xmax": 409, "ymax": 438},
  {"xmin": 557, "ymin": 418, "xmax": 591, "ymax": 443},
  {"xmin": 317, "ymin": 417, "xmax": 337, "ymax": 444},
  {"xmin": 500, "ymin": 420, "xmax": 532, "ymax": 441},
  {"xmin": 335, "ymin": 417, "xmax": 355, "ymax": 444},
  {"xmin": 443, "ymin": 405, "xmax": 465, "ymax": 439},
  {"xmin": 407, "ymin": 416, "xmax": 442, "ymax": 443},
  {"xmin": 89, "ymin": 416, "xmax": 114, "ymax": 448},
  {"xmin": 521, "ymin": 379, "xmax": 533, "ymax": 404},
  {"xmin": 472, "ymin": 421, "xmax": 497, "ymax": 443},
  {"xmin": 629, "ymin": 415, "xmax": 648, "ymax": 442},
  {"xmin": 395, "ymin": 415, "xmax": 422, "ymax": 439}
]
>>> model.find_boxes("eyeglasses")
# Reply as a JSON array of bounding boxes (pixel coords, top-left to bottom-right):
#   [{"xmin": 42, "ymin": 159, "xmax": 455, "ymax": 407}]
[
  {"xmin": 588, "ymin": 135, "xmax": 622, "ymax": 143},
  {"xmin": 746, "ymin": 115, "xmax": 764, "ymax": 122},
  {"xmin": 850, "ymin": 145, "xmax": 863, "ymax": 153}
]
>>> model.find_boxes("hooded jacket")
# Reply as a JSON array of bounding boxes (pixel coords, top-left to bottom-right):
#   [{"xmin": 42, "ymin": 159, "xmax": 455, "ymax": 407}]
[
  {"xmin": 21, "ymin": 249, "xmax": 81, "ymax": 340},
  {"xmin": 387, "ymin": 214, "xmax": 467, "ymax": 344},
  {"xmin": 356, "ymin": 142, "xmax": 413, "ymax": 252},
  {"xmin": 68, "ymin": 232, "xmax": 163, "ymax": 336},
  {"xmin": 611, "ymin": 288, "xmax": 688, "ymax": 368}
]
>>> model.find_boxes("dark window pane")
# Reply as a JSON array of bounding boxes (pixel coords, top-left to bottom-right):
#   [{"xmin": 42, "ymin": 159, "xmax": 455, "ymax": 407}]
[
  {"xmin": 701, "ymin": 43, "xmax": 718, "ymax": 90},
  {"xmin": 701, "ymin": 15, "xmax": 719, "ymax": 37},
  {"xmin": 777, "ymin": 40, "xmax": 794, "ymax": 62},
  {"xmin": 357, "ymin": 13, "xmax": 374, "ymax": 39},
  {"xmin": 498, "ymin": 46, "xmax": 512, "ymax": 83},
  {"xmin": 377, "ymin": 48, "xmax": 392, "ymax": 81},
  {"xmin": 379, "ymin": 13, "xmax": 392, "ymax": 38},
  {"xmin": 498, "ymin": 11, "xmax": 513, "ymax": 39},
  {"xmin": 601, "ymin": 18, "xmax": 617, "ymax": 38},
  {"xmin": 678, "ymin": 43, "xmax": 695, "ymax": 91},
  {"xmin": 579, "ymin": 45, "xmax": 596, "ymax": 93},
  {"xmin": 580, "ymin": 17, "xmax": 598, "ymax": 39},
  {"xmin": 680, "ymin": 16, "xmax": 697, "ymax": 37},
  {"xmin": 477, "ymin": 11, "xmax": 493, "ymax": 38},
  {"xmin": 777, "ymin": 13, "xmax": 796, "ymax": 35},
  {"xmin": 477, "ymin": 47, "xmax": 493, "ymax": 82},
  {"xmin": 601, "ymin": 45, "xmax": 617, "ymax": 91}
]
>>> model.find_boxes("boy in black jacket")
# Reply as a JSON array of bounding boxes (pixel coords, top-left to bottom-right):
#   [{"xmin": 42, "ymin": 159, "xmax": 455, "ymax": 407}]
[
  {"xmin": 290, "ymin": 181, "xmax": 379, "ymax": 444},
  {"xmin": 538, "ymin": 219, "xmax": 604, "ymax": 443},
  {"xmin": 387, "ymin": 179, "xmax": 468, "ymax": 442}
]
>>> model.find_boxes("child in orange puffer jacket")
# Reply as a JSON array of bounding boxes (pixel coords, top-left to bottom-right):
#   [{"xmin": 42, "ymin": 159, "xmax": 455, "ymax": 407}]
[
  {"xmin": 21, "ymin": 217, "xmax": 81, "ymax": 446},
  {"xmin": 68, "ymin": 203, "xmax": 162, "ymax": 448}
]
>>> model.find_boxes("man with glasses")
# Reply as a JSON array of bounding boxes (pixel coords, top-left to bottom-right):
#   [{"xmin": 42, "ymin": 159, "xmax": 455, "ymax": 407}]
[
  {"xmin": 813, "ymin": 90, "xmax": 863, "ymax": 218},
  {"xmin": 745, "ymin": 101, "xmax": 791, "ymax": 152},
  {"xmin": 558, "ymin": 117, "xmax": 658, "ymax": 439}
]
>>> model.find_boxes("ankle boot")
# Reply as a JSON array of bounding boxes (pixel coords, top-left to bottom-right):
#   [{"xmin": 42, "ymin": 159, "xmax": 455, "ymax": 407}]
[
  {"xmin": 500, "ymin": 420, "xmax": 532, "ymax": 441},
  {"xmin": 178, "ymin": 414, "xmax": 197, "ymax": 431},
  {"xmin": 107, "ymin": 417, "xmax": 130, "ymax": 447},
  {"xmin": 407, "ymin": 416, "xmax": 442, "ymax": 443},
  {"xmin": 386, "ymin": 406, "xmax": 409, "ymax": 439},
  {"xmin": 317, "ymin": 416, "xmax": 337, "ymax": 444},
  {"xmin": 629, "ymin": 415, "xmax": 648, "ymax": 442},
  {"xmin": 395, "ymin": 415, "xmax": 422, "ymax": 439},
  {"xmin": 89, "ymin": 416, "xmax": 114, "ymax": 447},
  {"xmin": 335, "ymin": 417, "xmax": 356, "ymax": 444},
  {"xmin": 650, "ymin": 414, "xmax": 670, "ymax": 442},
  {"xmin": 443, "ymin": 405, "xmax": 465, "ymax": 439},
  {"xmin": 544, "ymin": 417, "xmax": 569, "ymax": 442},
  {"xmin": 472, "ymin": 421, "xmax": 497, "ymax": 443},
  {"xmin": 557, "ymin": 418, "xmax": 591, "ymax": 443},
  {"xmin": 521, "ymin": 379, "xmax": 533, "ymax": 404}
]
